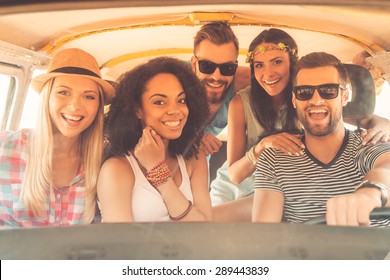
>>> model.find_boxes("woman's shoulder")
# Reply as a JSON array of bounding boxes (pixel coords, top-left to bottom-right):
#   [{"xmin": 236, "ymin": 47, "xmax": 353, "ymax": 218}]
[
  {"xmin": 102, "ymin": 155, "xmax": 132, "ymax": 171},
  {"xmin": 0, "ymin": 129, "xmax": 32, "ymax": 157},
  {"xmin": 232, "ymin": 86, "xmax": 251, "ymax": 106},
  {"xmin": 236, "ymin": 85, "xmax": 251, "ymax": 97},
  {"xmin": 0, "ymin": 128, "xmax": 32, "ymax": 143},
  {"xmin": 183, "ymin": 152, "xmax": 207, "ymax": 169},
  {"xmin": 230, "ymin": 89, "xmax": 248, "ymax": 118},
  {"xmin": 182, "ymin": 150, "xmax": 207, "ymax": 165},
  {"xmin": 98, "ymin": 155, "xmax": 135, "ymax": 187}
]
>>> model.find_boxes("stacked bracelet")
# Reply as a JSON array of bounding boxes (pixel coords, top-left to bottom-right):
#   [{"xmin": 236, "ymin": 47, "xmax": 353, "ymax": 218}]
[
  {"xmin": 246, "ymin": 146, "xmax": 259, "ymax": 166},
  {"xmin": 146, "ymin": 160, "xmax": 172, "ymax": 187},
  {"xmin": 355, "ymin": 180, "xmax": 388, "ymax": 207},
  {"xmin": 169, "ymin": 200, "xmax": 193, "ymax": 221}
]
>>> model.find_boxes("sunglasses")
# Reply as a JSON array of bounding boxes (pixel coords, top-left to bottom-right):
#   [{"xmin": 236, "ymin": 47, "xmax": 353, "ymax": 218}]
[
  {"xmin": 293, "ymin": 83, "xmax": 347, "ymax": 101},
  {"xmin": 194, "ymin": 56, "xmax": 238, "ymax": 76}
]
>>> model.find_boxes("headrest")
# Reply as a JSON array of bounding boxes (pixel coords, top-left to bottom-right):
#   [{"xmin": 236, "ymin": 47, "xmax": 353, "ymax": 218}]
[{"xmin": 342, "ymin": 63, "xmax": 376, "ymax": 119}]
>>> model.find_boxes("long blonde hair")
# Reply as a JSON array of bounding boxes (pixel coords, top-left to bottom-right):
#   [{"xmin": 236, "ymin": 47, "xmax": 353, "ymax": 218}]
[{"xmin": 21, "ymin": 78, "xmax": 104, "ymax": 223}]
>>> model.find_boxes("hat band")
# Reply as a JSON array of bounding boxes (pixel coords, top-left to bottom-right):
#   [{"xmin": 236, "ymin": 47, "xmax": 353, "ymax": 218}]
[{"xmin": 51, "ymin": 66, "xmax": 101, "ymax": 78}]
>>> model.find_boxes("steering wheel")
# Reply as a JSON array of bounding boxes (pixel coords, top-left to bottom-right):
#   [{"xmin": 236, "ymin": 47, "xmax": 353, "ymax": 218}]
[{"xmin": 303, "ymin": 208, "xmax": 390, "ymax": 225}]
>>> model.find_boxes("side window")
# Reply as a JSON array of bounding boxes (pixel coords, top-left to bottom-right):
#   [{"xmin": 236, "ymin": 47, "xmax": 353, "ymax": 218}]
[
  {"xmin": 0, "ymin": 74, "xmax": 13, "ymax": 130},
  {"xmin": 0, "ymin": 43, "xmax": 50, "ymax": 132},
  {"xmin": 0, "ymin": 68, "xmax": 19, "ymax": 132},
  {"xmin": 19, "ymin": 70, "xmax": 44, "ymax": 129}
]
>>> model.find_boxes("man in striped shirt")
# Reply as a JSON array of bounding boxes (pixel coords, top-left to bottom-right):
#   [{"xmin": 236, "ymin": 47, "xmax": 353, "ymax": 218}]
[{"xmin": 253, "ymin": 52, "xmax": 390, "ymax": 226}]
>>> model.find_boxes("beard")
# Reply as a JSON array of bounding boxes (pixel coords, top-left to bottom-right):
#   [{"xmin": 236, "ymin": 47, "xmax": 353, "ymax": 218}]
[
  {"xmin": 297, "ymin": 106, "xmax": 342, "ymax": 137},
  {"xmin": 201, "ymin": 78, "xmax": 230, "ymax": 105}
]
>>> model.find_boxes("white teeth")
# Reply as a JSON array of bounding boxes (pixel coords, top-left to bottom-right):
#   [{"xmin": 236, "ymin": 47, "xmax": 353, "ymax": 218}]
[
  {"xmin": 163, "ymin": 120, "xmax": 180, "ymax": 127},
  {"xmin": 309, "ymin": 109, "xmax": 327, "ymax": 113},
  {"xmin": 264, "ymin": 79, "xmax": 280, "ymax": 85},
  {"xmin": 207, "ymin": 82, "xmax": 223, "ymax": 88},
  {"xmin": 63, "ymin": 114, "xmax": 83, "ymax": 121}
]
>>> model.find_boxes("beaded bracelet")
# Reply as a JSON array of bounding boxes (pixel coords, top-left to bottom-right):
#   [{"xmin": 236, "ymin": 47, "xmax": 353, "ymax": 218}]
[
  {"xmin": 169, "ymin": 200, "xmax": 193, "ymax": 221},
  {"xmin": 146, "ymin": 160, "xmax": 172, "ymax": 187},
  {"xmin": 246, "ymin": 146, "xmax": 258, "ymax": 165}
]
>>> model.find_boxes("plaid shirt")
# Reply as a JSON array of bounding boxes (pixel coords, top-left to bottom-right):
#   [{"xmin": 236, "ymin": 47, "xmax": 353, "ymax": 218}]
[{"xmin": 0, "ymin": 129, "xmax": 86, "ymax": 228}]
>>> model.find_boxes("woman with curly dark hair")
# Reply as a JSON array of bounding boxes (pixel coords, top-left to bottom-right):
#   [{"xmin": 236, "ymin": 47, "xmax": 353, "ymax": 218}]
[{"xmin": 97, "ymin": 56, "xmax": 212, "ymax": 222}]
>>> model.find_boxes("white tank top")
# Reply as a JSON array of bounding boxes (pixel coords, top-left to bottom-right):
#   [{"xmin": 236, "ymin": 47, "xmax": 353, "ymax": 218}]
[{"xmin": 127, "ymin": 153, "xmax": 193, "ymax": 222}]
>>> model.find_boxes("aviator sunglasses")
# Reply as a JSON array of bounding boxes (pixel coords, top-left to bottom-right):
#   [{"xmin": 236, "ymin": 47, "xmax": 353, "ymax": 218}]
[
  {"xmin": 293, "ymin": 83, "xmax": 347, "ymax": 101},
  {"xmin": 194, "ymin": 56, "xmax": 238, "ymax": 76}
]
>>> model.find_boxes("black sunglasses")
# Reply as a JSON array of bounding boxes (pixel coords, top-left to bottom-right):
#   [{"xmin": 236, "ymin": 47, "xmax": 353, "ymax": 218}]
[
  {"xmin": 194, "ymin": 56, "xmax": 238, "ymax": 76},
  {"xmin": 293, "ymin": 83, "xmax": 347, "ymax": 101}
]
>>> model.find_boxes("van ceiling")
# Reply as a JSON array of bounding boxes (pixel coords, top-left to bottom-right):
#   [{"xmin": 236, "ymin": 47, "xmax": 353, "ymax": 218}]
[{"xmin": 0, "ymin": 0, "xmax": 389, "ymax": 80}]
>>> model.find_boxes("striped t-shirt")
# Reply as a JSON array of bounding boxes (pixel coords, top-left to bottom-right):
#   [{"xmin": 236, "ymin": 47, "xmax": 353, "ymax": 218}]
[{"xmin": 254, "ymin": 129, "xmax": 390, "ymax": 227}]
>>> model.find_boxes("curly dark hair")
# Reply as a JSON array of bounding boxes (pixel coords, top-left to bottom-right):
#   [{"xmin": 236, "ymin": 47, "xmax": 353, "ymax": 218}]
[
  {"xmin": 103, "ymin": 56, "xmax": 209, "ymax": 161},
  {"xmin": 248, "ymin": 28, "xmax": 299, "ymax": 132}
]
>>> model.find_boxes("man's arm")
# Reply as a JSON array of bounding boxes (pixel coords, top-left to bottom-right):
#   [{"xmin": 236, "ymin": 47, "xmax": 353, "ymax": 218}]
[
  {"xmin": 326, "ymin": 150, "xmax": 390, "ymax": 226},
  {"xmin": 212, "ymin": 196, "xmax": 253, "ymax": 222},
  {"xmin": 345, "ymin": 114, "xmax": 390, "ymax": 145},
  {"xmin": 358, "ymin": 114, "xmax": 390, "ymax": 131},
  {"xmin": 252, "ymin": 189, "xmax": 284, "ymax": 223},
  {"xmin": 252, "ymin": 149, "xmax": 284, "ymax": 223}
]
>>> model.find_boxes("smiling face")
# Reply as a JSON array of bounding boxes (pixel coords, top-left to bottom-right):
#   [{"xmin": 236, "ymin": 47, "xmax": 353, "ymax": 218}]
[
  {"xmin": 49, "ymin": 75, "xmax": 100, "ymax": 139},
  {"xmin": 136, "ymin": 73, "xmax": 189, "ymax": 140},
  {"xmin": 252, "ymin": 43, "xmax": 291, "ymax": 97},
  {"xmin": 191, "ymin": 39, "xmax": 237, "ymax": 105},
  {"xmin": 292, "ymin": 66, "xmax": 349, "ymax": 137}
]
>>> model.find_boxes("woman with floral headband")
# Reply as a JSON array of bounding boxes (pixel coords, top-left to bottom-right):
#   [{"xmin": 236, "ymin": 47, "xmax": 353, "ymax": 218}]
[
  {"xmin": 0, "ymin": 48, "xmax": 115, "ymax": 227},
  {"xmin": 97, "ymin": 57, "xmax": 211, "ymax": 222},
  {"xmin": 211, "ymin": 28, "xmax": 390, "ymax": 221},
  {"xmin": 210, "ymin": 29, "xmax": 302, "ymax": 219}
]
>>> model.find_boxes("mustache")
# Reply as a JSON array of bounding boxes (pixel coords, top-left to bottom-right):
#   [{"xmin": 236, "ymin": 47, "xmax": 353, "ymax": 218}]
[{"xmin": 202, "ymin": 78, "xmax": 228, "ymax": 86}]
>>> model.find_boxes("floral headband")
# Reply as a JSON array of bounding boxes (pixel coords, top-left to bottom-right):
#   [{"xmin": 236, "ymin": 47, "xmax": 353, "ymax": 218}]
[{"xmin": 246, "ymin": 42, "xmax": 298, "ymax": 63}]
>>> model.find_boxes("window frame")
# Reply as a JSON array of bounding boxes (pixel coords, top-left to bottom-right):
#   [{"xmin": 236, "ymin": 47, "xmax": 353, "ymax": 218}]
[{"xmin": 0, "ymin": 41, "xmax": 50, "ymax": 131}]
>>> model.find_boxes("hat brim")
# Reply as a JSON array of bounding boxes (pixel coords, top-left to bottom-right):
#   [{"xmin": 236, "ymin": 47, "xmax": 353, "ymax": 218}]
[{"xmin": 31, "ymin": 72, "xmax": 115, "ymax": 105}]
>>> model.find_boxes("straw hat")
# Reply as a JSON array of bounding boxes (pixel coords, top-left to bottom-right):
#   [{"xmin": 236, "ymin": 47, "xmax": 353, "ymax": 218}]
[{"xmin": 31, "ymin": 48, "xmax": 115, "ymax": 104}]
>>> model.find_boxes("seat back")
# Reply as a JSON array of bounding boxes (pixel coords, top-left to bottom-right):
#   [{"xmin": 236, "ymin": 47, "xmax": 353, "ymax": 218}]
[{"xmin": 342, "ymin": 63, "xmax": 376, "ymax": 122}]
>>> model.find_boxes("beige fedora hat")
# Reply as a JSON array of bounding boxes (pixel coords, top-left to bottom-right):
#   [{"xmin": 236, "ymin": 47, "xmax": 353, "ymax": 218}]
[{"xmin": 31, "ymin": 48, "xmax": 115, "ymax": 104}]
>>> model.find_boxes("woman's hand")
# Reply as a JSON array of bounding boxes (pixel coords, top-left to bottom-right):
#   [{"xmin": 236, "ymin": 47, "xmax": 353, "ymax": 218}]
[
  {"xmin": 361, "ymin": 128, "xmax": 389, "ymax": 145},
  {"xmin": 134, "ymin": 126, "xmax": 165, "ymax": 170},
  {"xmin": 255, "ymin": 132, "xmax": 304, "ymax": 157}
]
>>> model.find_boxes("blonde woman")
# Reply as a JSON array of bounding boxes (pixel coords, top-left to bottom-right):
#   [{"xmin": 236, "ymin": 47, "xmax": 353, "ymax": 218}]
[{"xmin": 0, "ymin": 48, "xmax": 115, "ymax": 227}]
